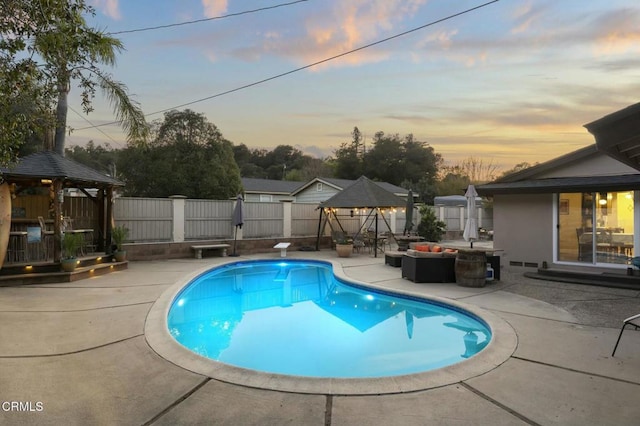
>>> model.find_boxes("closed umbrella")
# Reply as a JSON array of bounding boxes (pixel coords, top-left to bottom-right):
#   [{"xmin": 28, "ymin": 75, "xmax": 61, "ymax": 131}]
[
  {"xmin": 462, "ymin": 185, "xmax": 479, "ymax": 248},
  {"xmin": 231, "ymin": 194, "xmax": 244, "ymax": 256},
  {"xmin": 403, "ymin": 189, "xmax": 414, "ymax": 236}
]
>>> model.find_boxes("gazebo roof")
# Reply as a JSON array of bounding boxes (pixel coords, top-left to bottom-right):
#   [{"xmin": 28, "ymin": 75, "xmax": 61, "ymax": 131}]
[
  {"xmin": 319, "ymin": 176, "xmax": 406, "ymax": 209},
  {"xmin": 0, "ymin": 151, "xmax": 123, "ymax": 187}
]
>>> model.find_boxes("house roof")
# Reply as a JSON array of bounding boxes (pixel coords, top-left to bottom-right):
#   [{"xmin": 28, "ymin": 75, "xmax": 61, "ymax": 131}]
[
  {"xmin": 0, "ymin": 151, "xmax": 122, "ymax": 187},
  {"xmin": 477, "ymin": 142, "xmax": 640, "ymax": 195},
  {"xmin": 493, "ymin": 145, "xmax": 598, "ymax": 183},
  {"xmin": 477, "ymin": 174, "xmax": 640, "ymax": 195},
  {"xmin": 291, "ymin": 176, "xmax": 409, "ymax": 196},
  {"xmin": 584, "ymin": 102, "xmax": 640, "ymax": 171},
  {"xmin": 241, "ymin": 177, "xmax": 305, "ymax": 194},
  {"xmin": 319, "ymin": 176, "xmax": 407, "ymax": 208}
]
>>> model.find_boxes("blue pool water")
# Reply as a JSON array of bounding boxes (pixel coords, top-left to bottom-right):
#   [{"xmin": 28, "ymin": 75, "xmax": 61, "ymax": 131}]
[{"xmin": 167, "ymin": 260, "xmax": 491, "ymax": 378}]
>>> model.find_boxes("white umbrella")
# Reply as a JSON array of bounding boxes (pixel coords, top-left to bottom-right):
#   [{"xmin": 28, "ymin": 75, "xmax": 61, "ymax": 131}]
[{"xmin": 463, "ymin": 184, "xmax": 479, "ymax": 248}]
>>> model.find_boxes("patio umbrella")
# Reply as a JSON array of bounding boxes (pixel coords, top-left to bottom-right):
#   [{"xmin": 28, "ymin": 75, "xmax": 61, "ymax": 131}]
[
  {"xmin": 403, "ymin": 189, "xmax": 414, "ymax": 235},
  {"xmin": 230, "ymin": 194, "xmax": 244, "ymax": 256},
  {"xmin": 462, "ymin": 184, "xmax": 479, "ymax": 248},
  {"xmin": 405, "ymin": 310, "xmax": 414, "ymax": 339}
]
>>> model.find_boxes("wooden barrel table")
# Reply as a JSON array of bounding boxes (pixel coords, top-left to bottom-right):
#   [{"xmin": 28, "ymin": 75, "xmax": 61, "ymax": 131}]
[{"xmin": 455, "ymin": 249, "xmax": 487, "ymax": 287}]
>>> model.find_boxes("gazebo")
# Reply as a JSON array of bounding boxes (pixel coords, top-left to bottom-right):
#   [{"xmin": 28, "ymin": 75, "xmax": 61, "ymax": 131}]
[
  {"xmin": 1, "ymin": 151, "xmax": 123, "ymax": 263},
  {"xmin": 315, "ymin": 176, "xmax": 407, "ymax": 256}
]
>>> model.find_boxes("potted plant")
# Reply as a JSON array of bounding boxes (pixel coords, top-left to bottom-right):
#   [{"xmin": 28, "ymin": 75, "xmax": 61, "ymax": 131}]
[
  {"xmin": 112, "ymin": 225, "xmax": 129, "ymax": 262},
  {"xmin": 335, "ymin": 235, "xmax": 354, "ymax": 258},
  {"xmin": 61, "ymin": 232, "xmax": 82, "ymax": 272}
]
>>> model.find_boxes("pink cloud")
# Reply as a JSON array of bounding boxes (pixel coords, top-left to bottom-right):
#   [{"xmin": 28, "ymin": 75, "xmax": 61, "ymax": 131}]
[
  {"xmin": 91, "ymin": 0, "xmax": 121, "ymax": 20},
  {"xmin": 202, "ymin": 0, "xmax": 228, "ymax": 18}
]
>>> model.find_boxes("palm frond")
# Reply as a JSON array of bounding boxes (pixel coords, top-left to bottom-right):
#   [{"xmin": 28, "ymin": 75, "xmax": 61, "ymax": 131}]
[{"xmin": 95, "ymin": 72, "xmax": 149, "ymax": 144}]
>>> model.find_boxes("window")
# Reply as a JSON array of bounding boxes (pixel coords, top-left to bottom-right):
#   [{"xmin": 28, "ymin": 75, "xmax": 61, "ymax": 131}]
[
  {"xmin": 316, "ymin": 183, "xmax": 323, "ymax": 192},
  {"xmin": 259, "ymin": 194, "xmax": 272, "ymax": 202}
]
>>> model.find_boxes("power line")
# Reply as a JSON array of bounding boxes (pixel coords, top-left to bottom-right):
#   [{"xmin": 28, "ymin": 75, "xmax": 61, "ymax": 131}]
[
  {"xmin": 77, "ymin": 0, "xmax": 499, "ymax": 132},
  {"xmin": 109, "ymin": 0, "xmax": 310, "ymax": 35},
  {"xmin": 69, "ymin": 106, "xmax": 124, "ymax": 147}
]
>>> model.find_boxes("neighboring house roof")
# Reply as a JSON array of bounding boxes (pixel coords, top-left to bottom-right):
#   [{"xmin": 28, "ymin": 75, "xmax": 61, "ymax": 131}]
[
  {"xmin": 241, "ymin": 177, "xmax": 305, "ymax": 195},
  {"xmin": 0, "ymin": 151, "xmax": 122, "ymax": 187},
  {"xmin": 320, "ymin": 176, "xmax": 407, "ymax": 208},
  {"xmin": 434, "ymin": 195, "xmax": 482, "ymax": 206},
  {"xmin": 584, "ymin": 101, "xmax": 640, "ymax": 171},
  {"xmin": 291, "ymin": 176, "xmax": 409, "ymax": 197}
]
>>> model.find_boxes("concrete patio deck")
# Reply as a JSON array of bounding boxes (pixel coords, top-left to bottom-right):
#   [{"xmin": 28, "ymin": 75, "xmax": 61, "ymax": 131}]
[{"xmin": 1, "ymin": 250, "xmax": 639, "ymax": 425}]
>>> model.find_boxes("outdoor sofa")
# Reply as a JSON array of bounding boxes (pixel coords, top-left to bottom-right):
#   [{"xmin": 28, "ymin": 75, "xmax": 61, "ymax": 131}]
[{"xmin": 401, "ymin": 242, "xmax": 501, "ymax": 283}]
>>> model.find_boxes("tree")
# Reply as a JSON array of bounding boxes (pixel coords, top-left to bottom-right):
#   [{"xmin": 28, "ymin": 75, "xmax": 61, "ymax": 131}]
[
  {"xmin": 442, "ymin": 157, "xmax": 499, "ymax": 185},
  {"xmin": 0, "ymin": 0, "xmax": 147, "ymax": 161},
  {"xmin": 1, "ymin": 1, "xmax": 57, "ymax": 164},
  {"xmin": 65, "ymin": 141, "xmax": 119, "ymax": 176},
  {"xmin": 117, "ymin": 110, "xmax": 240, "ymax": 198},
  {"xmin": 333, "ymin": 127, "xmax": 365, "ymax": 179},
  {"xmin": 363, "ymin": 132, "xmax": 442, "ymax": 190},
  {"xmin": 416, "ymin": 205, "xmax": 446, "ymax": 242},
  {"xmin": 499, "ymin": 162, "xmax": 536, "ymax": 179}
]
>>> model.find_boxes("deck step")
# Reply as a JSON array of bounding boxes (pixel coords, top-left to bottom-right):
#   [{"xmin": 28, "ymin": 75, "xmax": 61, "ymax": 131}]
[
  {"xmin": 0, "ymin": 254, "xmax": 127, "ymax": 286},
  {"xmin": 525, "ymin": 268, "xmax": 640, "ymax": 290}
]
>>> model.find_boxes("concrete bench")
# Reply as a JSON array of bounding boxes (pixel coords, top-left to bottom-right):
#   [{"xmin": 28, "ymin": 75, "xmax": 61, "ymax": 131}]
[
  {"xmin": 191, "ymin": 244, "xmax": 230, "ymax": 259},
  {"xmin": 274, "ymin": 242, "xmax": 291, "ymax": 257}
]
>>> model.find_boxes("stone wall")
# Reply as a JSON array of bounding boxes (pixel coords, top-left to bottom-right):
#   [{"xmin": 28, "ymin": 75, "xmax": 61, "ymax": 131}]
[{"xmin": 123, "ymin": 236, "xmax": 331, "ymax": 261}]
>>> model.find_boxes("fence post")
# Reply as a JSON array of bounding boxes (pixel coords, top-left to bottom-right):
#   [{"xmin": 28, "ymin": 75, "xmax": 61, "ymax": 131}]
[
  {"xmin": 170, "ymin": 195, "xmax": 186, "ymax": 242},
  {"xmin": 282, "ymin": 200, "xmax": 292, "ymax": 238}
]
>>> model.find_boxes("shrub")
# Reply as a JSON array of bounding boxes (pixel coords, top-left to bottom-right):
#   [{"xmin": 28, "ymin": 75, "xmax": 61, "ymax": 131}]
[{"xmin": 416, "ymin": 205, "xmax": 446, "ymax": 242}]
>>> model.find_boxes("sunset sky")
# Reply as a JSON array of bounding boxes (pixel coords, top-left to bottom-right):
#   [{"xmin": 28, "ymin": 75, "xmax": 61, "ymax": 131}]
[{"xmin": 66, "ymin": 0, "xmax": 640, "ymax": 171}]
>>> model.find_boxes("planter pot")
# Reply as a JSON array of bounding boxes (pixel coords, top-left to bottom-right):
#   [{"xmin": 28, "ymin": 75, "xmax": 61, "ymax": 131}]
[
  {"xmin": 114, "ymin": 250, "xmax": 127, "ymax": 262},
  {"xmin": 61, "ymin": 258, "xmax": 78, "ymax": 272},
  {"xmin": 336, "ymin": 244, "xmax": 353, "ymax": 258}
]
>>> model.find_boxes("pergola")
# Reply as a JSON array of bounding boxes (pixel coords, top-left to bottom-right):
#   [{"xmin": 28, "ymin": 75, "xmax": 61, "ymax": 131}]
[
  {"xmin": 0, "ymin": 151, "xmax": 123, "ymax": 262},
  {"xmin": 315, "ymin": 176, "xmax": 407, "ymax": 256}
]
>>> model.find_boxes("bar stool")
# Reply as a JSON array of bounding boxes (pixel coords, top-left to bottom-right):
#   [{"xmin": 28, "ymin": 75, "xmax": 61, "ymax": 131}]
[
  {"xmin": 9, "ymin": 231, "xmax": 28, "ymax": 262},
  {"xmin": 38, "ymin": 216, "xmax": 55, "ymax": 261}
]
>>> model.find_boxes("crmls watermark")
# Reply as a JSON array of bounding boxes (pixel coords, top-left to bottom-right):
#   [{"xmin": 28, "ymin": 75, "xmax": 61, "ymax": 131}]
[{"xmin": 2, "ymin": 401, "xmax": 44, "ymax": 412}]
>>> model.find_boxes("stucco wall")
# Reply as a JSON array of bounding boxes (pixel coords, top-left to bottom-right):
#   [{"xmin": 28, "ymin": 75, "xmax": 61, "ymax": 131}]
[{"xmin": 493, "ymin": 193, "xmax": 554, "ymax": 270}]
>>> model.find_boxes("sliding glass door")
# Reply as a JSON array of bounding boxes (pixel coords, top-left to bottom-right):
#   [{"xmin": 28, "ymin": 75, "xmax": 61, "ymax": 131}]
[{"xmin": 558, "ymin": 191, "xmax": 634, "ymax": 264}]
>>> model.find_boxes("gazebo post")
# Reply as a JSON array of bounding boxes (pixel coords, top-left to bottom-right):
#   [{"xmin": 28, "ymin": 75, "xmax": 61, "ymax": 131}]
[
  {"xmin": 374, "ymin": 210, "xmax": 379, "ymax": 258},
  {"xmin": 53, "ymin": 179, "xmax": 63, "ymax": 262},
  {"xmin": 315, "ymin": 207, "xmax": 324, "ymax": 251},
  {"xmin": 106, "ymin": 187, "xmax": 114, "ymax": 253}
]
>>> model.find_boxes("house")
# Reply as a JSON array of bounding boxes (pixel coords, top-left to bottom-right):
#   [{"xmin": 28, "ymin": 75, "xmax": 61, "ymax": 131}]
[
  {"xmin": 241, "ymin": 176, "xmax": 410, "ymax": 203},
  {"xmin": 477, "ymin": 103, "xmax": 640, "ymax": 274},
  {"xmin": 241, "ymin": 178, "xmax": 304, "ymax": 202},
  {"xmin": 291, "ymin": 177, "xmax": 409, "ymax": 203}
]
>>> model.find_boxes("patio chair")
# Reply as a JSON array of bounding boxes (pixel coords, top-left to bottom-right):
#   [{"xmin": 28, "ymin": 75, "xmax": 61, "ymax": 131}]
[{"xmin": 611, "ymin": 313, "xmax": 640, "ymax": 356}]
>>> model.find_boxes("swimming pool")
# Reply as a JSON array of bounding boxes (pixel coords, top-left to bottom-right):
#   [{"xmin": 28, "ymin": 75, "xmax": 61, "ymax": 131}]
[{"xmin": 167, "ymin": 260, "xmax": 491, "ymax": 378}]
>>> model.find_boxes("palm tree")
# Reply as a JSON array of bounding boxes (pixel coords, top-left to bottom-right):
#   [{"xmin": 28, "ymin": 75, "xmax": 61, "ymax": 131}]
[{"xmin": 33, "ymin": 2, "xmax": 147, "ymax": 155}]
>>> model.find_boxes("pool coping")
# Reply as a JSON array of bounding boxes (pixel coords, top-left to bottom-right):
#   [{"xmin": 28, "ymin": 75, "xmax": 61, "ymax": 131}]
[{"xmin": 144, "ymin": 258, "xmax": 518, "ymax": 395}]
